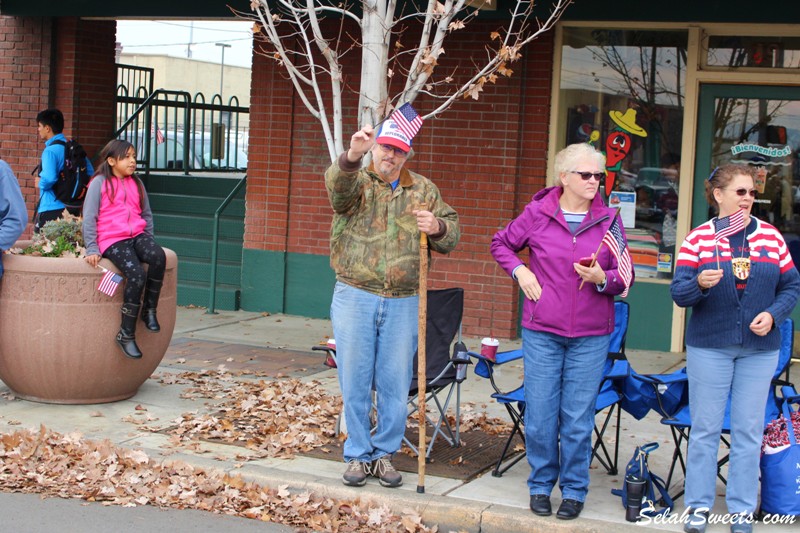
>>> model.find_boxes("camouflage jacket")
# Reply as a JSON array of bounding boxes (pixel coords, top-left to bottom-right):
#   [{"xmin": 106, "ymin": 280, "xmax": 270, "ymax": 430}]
[{"xmin": 325, "ymin": 153, "xmax": 460, "ymax": 297}]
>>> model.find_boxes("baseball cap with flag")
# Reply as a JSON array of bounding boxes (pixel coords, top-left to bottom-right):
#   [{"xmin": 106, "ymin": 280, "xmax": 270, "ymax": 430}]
[{"xmin": 376, "ymin": 102, "xmax": 423, "ymax": 153}]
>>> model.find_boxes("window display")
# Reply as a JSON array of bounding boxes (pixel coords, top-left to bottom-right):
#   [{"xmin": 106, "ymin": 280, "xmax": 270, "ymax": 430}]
[{"xmin": 559, "ymin": 28, "xmax": 688, "ymax": 279}]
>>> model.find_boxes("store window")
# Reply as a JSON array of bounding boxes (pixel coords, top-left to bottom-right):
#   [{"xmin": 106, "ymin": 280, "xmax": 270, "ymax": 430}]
[
  {"xmin": 705, "ymin": 95, "xmax": 800, "ymax": 238},
  {"xmin": 559, "ymin": 28, "xmax": 688, "ymax": 280},
  {"xmin": 706, "ymin": 36, "xmax": 800, "ymax": 69}
]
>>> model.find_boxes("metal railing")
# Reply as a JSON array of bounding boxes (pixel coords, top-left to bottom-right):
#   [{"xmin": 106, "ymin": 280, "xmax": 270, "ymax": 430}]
[
  {"xmin": 115, "ymin": 64, "xmax": 250, "ymax": 174},
  {"xmin": 207, "ymin": 175, "xmax": 248, "ymax": 314}
]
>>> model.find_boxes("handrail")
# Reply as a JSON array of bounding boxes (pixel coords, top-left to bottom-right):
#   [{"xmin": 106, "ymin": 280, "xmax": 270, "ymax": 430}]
[
  {"xmin": 114, "ymin": 88, "xmax": 192, "ymax": 175},
  {"xmin": 207, "ymin": 175, "xmax": 247, "ymax": 314}
]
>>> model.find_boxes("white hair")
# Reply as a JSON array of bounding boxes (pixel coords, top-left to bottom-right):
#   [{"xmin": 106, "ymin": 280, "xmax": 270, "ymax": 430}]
[{"xmin": 553, "ymin": 143, "xmax": 606, "ymax": 186}]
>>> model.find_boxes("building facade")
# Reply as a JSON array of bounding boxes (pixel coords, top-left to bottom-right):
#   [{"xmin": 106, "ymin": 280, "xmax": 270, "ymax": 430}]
[{"xmin": 2, "ymin": 1, "xmax": 800, "ymax": 351}]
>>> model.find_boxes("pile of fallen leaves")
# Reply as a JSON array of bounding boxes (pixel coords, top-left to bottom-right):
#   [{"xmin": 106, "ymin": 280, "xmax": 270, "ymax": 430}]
[
  {"xmin": 0, "ymin": 426, "xmax": 436, "ymax": 532},
  {"xmin": 144, "ymin": 370, "xmax": 513, "ymax": 460},
  {"xmin": 153, "ymin": 371, "xmax": 342, "ymax": 458}
]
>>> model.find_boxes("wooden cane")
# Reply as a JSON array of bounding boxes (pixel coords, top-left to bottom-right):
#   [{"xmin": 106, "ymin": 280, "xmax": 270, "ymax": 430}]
[{"xmin": 416, "ymin": 209, "xmax": 429, "ymax": 494}]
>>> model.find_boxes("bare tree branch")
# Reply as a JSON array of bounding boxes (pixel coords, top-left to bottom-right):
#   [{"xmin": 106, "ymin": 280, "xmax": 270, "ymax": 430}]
[{"xmin": 248, "ymin": 0, "xmax": 570, "ymax": 160}]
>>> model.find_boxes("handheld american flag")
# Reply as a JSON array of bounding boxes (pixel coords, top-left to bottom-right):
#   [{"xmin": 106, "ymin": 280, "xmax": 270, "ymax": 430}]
[
  {"xmin": 390, "ymin": 103, "xmax": 423, "ymax": 140},
  {"xmin": 601, "ymin": 215, "xmax": 633, "ymax": 297},
  {"xmin": 97, "ymin": 269, "xmax": 123, "ymax": 297},
  {"xmin": 714, "ymin": 209, "xmax": 745, "ymax": 241}
]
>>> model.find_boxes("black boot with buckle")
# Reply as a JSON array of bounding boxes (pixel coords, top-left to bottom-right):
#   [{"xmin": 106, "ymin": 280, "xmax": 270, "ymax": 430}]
[
  {"xmin": 117, "ymin": 303, "xmax": 143, "ymax": 359},
  {"xmin": 140, "ymin": 278, "xmax": 163, "ymax": 332}
]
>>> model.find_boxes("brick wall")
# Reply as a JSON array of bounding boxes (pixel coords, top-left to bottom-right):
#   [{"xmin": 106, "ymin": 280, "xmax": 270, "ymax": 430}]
[
  {"xmin": 0, "ymin": 16, "xmax": 54, "ymax": 223},
  {"xmin": 246, "ymin": 21, "xmax": 554, "ymax": 338},
  {"xmin": 0, "ymin": 15, "xmax": 116, "ymax": 236}
]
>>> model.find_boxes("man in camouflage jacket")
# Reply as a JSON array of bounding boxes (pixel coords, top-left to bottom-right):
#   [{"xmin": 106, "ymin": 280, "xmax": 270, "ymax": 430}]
[{"xmin": 326, "ymin": 122, "xmax": 459, "ymax": 489}]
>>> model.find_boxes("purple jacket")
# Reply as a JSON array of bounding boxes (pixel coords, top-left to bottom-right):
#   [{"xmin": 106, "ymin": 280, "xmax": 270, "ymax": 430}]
[{"xmin": 491, "ymin": 186, "xmax": 633, "ymax": 338}]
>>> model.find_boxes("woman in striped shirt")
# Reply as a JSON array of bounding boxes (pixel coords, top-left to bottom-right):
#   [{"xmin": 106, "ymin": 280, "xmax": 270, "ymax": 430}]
[{"xmin": 671, "ymin": 164, "xmax": 800, "ymax": 533}]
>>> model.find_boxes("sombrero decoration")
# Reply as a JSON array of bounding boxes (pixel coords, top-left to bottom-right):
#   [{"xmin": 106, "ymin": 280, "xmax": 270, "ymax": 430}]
[{"xmin": 609, "ymin": 108, "xmax": 648, "ymax": 138}]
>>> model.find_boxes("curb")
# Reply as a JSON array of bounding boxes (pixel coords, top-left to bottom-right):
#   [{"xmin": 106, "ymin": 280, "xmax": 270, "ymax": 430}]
[{"xmin": 223, "ymin": 461, "xmax": 648, "ymax": 533}]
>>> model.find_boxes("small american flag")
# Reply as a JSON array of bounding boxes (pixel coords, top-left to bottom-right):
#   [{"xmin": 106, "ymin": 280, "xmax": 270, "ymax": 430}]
[
  {"xmin": 97, "ymin": 269, "xmax": 123, "ymax": 297},
  {"xmin": 390, "ymin": 103, "xmax": 423, "ymax": 140},
  {"xmin": 714, "ymin": 209, "xmax": 745, "ymax": 241},
  {"xmin": 601, "ymin": 215, "xmax": 633, "ymax": 297},
  {"xmin": 152, "ymin": 124, "xmax": 165, "ymax": 145}
]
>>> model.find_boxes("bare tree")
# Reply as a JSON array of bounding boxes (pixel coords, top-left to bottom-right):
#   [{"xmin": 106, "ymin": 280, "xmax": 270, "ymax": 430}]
[{"xmin": 240, "ymin": 0, "xmax": 570, "ymax": 161}]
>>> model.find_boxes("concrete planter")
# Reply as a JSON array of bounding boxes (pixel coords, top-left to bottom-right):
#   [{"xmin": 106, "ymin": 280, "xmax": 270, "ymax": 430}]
[{"xmin": 0, "ymin": 243, "xmax": 177, "ymax": 404}]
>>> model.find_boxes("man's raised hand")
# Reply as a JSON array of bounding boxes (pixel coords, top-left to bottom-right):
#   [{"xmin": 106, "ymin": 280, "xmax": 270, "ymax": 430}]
[{"xmin": 347, "ymin": 124, "xmax": 375, "ymax": 162}]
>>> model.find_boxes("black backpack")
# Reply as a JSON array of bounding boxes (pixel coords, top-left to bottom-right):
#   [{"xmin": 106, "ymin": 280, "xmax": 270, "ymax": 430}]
[{"xmin": 51, "ymin": 139, "xmax": 91, "ymax": 208}]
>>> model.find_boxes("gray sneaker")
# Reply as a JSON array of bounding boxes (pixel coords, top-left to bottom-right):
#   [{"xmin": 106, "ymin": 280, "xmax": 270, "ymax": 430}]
[
  {"xmin": 342, "ymin": 459, "xmax": 370, "ymax": 486},
  {"xmin": 372, "ymin": 456, "xmax": 403, "ymax": 488}
]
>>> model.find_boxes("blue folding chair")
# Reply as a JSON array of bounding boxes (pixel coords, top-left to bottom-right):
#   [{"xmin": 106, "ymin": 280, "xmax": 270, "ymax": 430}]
[
  {"xmin": 592, "ymin": 301, "xmax": 632, "ymax": 476},
  {"xmin": 643, "ymin": 318, "xmax": 795, "ymax": 501},
  {"xmin": 469, "ymin": 300, "xmax": 631, "ymax": 477}
]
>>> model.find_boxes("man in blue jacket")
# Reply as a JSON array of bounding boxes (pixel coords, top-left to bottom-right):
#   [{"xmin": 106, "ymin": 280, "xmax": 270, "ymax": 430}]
[
  {"xmin": 35, "ymin": 108, "xmax": 93, "ymax": 232},
  {"xmin": 0, "ymin": 159, "xmax": 29, "ymax": 278}
]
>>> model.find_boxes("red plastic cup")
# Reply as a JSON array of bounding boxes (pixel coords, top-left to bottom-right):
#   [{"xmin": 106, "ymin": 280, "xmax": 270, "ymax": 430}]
[
  {"xmin": 481, "ymin": 337, "xmax": 499, "ymax": 361},
  {"xmin": 325, "ymin": 339, "xmax": 337, "ymax": 368}
]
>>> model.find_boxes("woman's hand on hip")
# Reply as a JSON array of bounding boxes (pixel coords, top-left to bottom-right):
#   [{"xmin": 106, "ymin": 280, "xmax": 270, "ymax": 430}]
[
  {"xmin": 516, "ymin": 266, "xmax": 542, "ymax": 301},
  {"xmin": 750, "ymin": 311, "xmax": 774, "ymax": 336}
]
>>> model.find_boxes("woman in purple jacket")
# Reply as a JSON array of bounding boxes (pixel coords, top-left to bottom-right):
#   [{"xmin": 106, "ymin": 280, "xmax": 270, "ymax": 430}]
[{"xmin": 491, "ymin": 143, "xmax": 633, "ymax": 520}]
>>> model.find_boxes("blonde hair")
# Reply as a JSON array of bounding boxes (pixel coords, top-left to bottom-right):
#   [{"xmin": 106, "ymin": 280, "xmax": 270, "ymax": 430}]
[{"xmin": 553, "ymin": 144, "xmax": 606, "ymax": 186}]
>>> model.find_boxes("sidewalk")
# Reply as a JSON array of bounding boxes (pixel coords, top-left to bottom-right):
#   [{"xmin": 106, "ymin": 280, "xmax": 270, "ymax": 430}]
[{"xmin": 0, "ymin": 307, "xmax": 791, "ymax": 533}]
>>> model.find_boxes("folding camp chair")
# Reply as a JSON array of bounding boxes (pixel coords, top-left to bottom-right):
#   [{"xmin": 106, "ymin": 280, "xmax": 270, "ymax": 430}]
[
  {"xmin": 467, "ymin": 300, "xmax": 631, "ymax": 477},
  {"xmin": 312, "ymin": 287, "xmax": 468, "ymax": 459},
  {"xmin": 643, "ymin": 318, "xmax": 795, "ymax": 502},
  {"xmin": 406, "ymin": 287, "xmax": 468, "ymax": 459}
]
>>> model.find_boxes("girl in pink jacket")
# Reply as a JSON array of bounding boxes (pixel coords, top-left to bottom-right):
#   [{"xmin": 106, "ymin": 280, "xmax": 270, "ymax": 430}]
[{"xmin": 83, "ymin": 139, "xmax": 166, "ymax": 359}]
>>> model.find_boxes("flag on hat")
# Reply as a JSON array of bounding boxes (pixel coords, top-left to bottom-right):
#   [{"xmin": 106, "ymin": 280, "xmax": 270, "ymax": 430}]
[
  {"xmin": 391, "ymin": 103, "xmax": 423, "ymax": 140},
  {"xmin": 376, "ymin": 103, "xmax": 423, "ymax": 153},
  {"xmin": 97, "ymin": 269, "xmax": 123, "ymax": 297}
]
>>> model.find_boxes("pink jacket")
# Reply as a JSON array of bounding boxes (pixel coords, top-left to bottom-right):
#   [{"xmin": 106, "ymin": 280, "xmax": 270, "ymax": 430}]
[
  {"xmin": 82, "ymin": 175, "xmax": 154, "ymax": 256},
  {"xmin": 491, "ymin": 186, "xmax": 633, "ymax": 337}
]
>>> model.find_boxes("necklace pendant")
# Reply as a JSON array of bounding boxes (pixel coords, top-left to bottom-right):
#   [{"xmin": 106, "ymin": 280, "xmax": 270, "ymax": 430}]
[{"xmin": 732, "ymin": 257, "xmax": 750, "ymax": 280}]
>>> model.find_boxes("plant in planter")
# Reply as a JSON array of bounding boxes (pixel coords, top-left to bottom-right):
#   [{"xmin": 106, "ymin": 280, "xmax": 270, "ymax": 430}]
[
  {"xmin": 0, "ymin": 212, "xmax": 178, "ymax": 404},
  {"xmin": 11, "ymin": 212, "xmax": 86, "ymax": 258}
]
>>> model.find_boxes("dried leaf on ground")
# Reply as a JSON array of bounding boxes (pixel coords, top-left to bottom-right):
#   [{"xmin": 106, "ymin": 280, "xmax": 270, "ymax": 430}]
[{"xmin": 0, "ymin": 426, "xmax": 435, "ymax": 532}]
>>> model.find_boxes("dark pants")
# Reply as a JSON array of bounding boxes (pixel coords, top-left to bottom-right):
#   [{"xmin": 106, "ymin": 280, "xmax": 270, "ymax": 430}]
[
  {"xmin": 103, "ymin": 234, "xmax": 166, "ymax": 305},
  {"xmin": 34, "ymin": 206, "xmax": 81, "ymax": 233}
]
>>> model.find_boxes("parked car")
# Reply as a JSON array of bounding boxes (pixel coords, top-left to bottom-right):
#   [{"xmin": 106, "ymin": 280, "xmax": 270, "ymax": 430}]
[
  {"xmin": 124, "ymin": 129, "xmax": 247, "ymax": 171},
  {"xmin": 634, "ymin": 167, "xmax": 679, "ymax": 221}
]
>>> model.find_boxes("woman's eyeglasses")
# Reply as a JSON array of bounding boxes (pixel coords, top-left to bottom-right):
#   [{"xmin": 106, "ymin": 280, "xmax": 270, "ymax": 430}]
[
  {"xmin": 570, "ymin": 171, "xmax": 605, "ymax": 181},
  {"xmin": 725, "ymin": 188, "xmax": 757, "ymax": 198}
]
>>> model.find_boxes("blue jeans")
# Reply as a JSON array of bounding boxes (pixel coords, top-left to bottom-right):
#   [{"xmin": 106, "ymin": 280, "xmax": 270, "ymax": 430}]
[
  {"xmin": 330, "ymin": 282, "xmax": 418, "ymax": 462},
  {"xmin": 684, "ymin": 344, "xmax": 778, "ymax": 515},
  {"xmin": 522, "ymin": 328, "xmax": 609, "ymax": 502}
]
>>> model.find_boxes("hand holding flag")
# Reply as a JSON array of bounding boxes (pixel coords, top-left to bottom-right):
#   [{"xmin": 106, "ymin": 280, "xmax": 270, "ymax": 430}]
[{"xmin": 713, "ymin": 209, "xmax": 745, "ymax": 268}]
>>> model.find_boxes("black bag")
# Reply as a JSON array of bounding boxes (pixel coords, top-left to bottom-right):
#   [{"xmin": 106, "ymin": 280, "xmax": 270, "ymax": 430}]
[
  {"xmin": 51, "ymin": 139, "xmax": 90, "ymax": 208},
  {"xmin": 612, "ymin": 442, "xmax": 673, "ymax": 518}
]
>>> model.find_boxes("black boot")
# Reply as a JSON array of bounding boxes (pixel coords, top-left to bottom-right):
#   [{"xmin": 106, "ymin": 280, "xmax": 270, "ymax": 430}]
[
  {"xmin": 117, "ymin": 303, "xmax": 143, "ymax": 359},
  {"xmin": 141, "ymin": 278, "xmax": 163, "ymax": 332}
]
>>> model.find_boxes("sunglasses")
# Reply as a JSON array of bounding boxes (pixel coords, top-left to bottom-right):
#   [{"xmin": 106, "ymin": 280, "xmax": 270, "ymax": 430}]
[
  {"xmin": 379, "ymin": 144, "xmax": 409, "ymax": 157},
  {"xmin": 570, "ymin": 171, "xmax": 605, "ymax": 181},
  {"xmin": 725, "ymin": 187, "xmax": 757, "ymax": 198}
]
